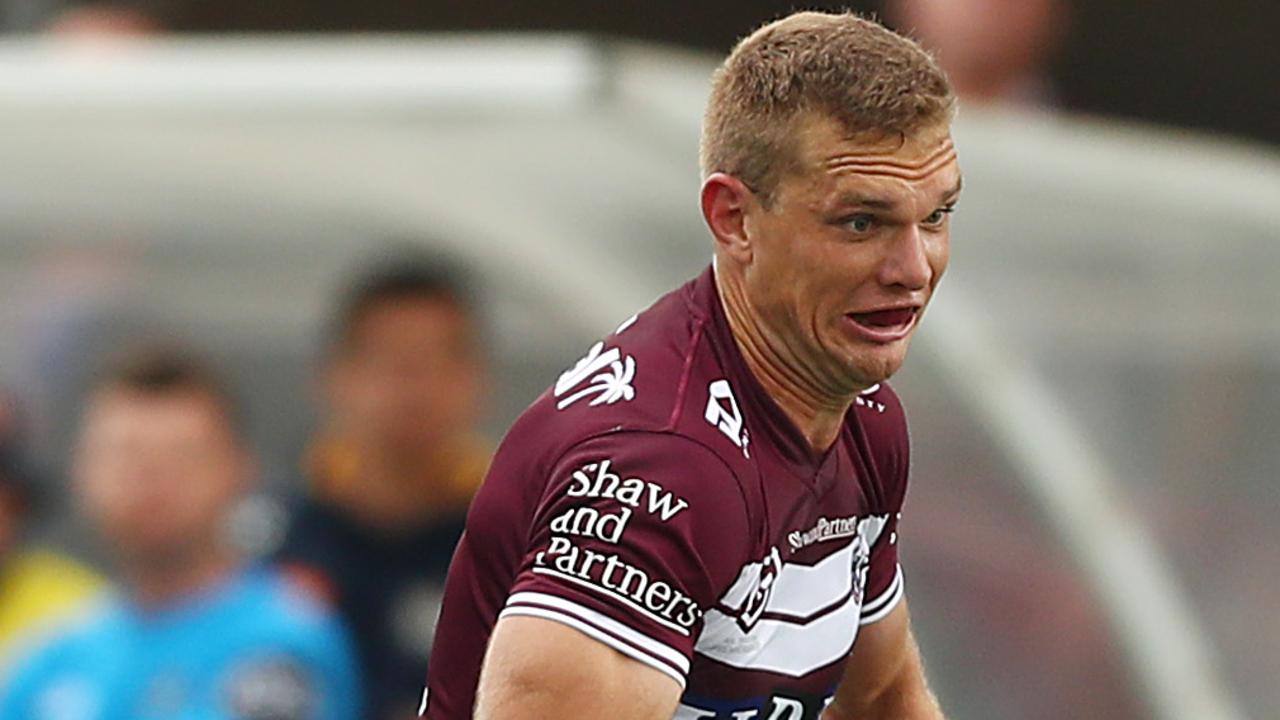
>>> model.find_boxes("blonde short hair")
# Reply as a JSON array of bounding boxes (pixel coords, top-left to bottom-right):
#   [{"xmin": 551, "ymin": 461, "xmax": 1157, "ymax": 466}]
[{"xmin": 700, "ymin": 11, "xmax": 955, "ymax": 205}]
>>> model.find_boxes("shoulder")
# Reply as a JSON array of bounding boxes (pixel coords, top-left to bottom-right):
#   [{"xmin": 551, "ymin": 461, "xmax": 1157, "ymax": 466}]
[
  {"xmin": 506, "ymin": 430, "xmax": 757, "ymax": 642},
  {"xmin": 551, "ymin": 430, "xmax": 749, "ymax": 511},
  {"xmin": 252, "ymin": 568, "xmax": 340, "ymax": 625},
  {"xmin": 0, "ymin": 550, "xmax": 104, "ymax": 646},
  {"xmin": 538, "ymin": 430, "xmax": 756, "ymax": 585},
  {"xmin": 234, "ymin": 569, "xmax": 351, "ymax": 655},
  {"xmin": 209, "ymin": 570, "xmax": 357, "ymax": 693},
  {"xmin": 212, "ymin": 573, "xmax": 359, "ymax": 718},
  {"xmin": 8, "ymin": 550, "xmax": 103, "ymax": 595},
  {"xmin": 0, "ymin": 595, "xmax": 117, "ymax": 691},
  {"xmin": 504, "ymin": 280, "xmax": 714, "ymax": 465}
]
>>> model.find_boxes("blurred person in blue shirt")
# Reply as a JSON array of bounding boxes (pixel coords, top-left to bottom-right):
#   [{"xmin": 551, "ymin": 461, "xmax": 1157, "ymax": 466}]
[
  {"xmin": 0, "ymin": 348, "xmax": 359, "ymax": 720},
  {"xmin": 275, "ymin": 253, "xmax": 489, "ymax": 720}
]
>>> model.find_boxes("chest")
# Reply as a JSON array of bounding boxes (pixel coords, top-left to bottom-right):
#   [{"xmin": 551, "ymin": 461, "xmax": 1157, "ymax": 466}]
[
  {"xmin": 317, "ymin": 528, "xmax": 457, "ymax": 667},
  {"xmin": 678, "ymin": 462, "xmax": 889, "ymax": 717},
  {"xmin": 27, "ymin": 623, "xmax": 292, "ymax": 720}
]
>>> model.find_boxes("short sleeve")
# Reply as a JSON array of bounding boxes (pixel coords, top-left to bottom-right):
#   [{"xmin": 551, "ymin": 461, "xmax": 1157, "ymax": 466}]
[
  {"xmin": 858, "ymin": 388, "xmax": 910, "ymax": 627},
  {"xmin": 858, "ymin": 514, "xmax": 904, "ymax": 626},
  {"xmin": 502, "ymin": 432, "xmax": 750, "ymax": 688}
]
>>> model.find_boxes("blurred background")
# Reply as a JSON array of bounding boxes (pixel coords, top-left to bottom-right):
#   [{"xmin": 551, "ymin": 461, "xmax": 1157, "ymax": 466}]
[{"xmin": 0, "ymin": 1, "xmax": 1276, "ymax": 719}]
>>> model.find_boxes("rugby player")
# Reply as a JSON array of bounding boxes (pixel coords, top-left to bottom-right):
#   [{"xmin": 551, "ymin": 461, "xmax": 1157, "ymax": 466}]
[{"xmin": 424, "ymin": 11, "xmax": 960, "ymax": 720}]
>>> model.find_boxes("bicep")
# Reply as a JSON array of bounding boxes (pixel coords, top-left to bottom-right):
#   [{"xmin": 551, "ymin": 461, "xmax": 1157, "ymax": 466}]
[
  {"xmin": 827, "ymin": 599, "xmax": 941, "ymax": 719},
  {"xmin": 845, "ymin": 598, "xmax": 914, "ymax": 693},
  {"xmin": 476, "ymin": 615, "xmax": 682, "ymax": 720}
]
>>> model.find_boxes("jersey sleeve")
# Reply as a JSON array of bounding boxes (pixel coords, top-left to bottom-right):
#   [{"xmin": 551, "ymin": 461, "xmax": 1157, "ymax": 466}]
[
  {"xmin": 858, "ymin": 388, "xmax": 910, "ymax": 627},
  {"xmin": 502, "ymin": 432, "xmax": 750, "ymax": 688}
]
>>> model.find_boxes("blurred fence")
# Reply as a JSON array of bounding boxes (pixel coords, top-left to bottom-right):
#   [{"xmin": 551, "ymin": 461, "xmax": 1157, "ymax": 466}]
[{"xmin": 0, "ymin": 36, "xmax": 1276, "ymax": 720}]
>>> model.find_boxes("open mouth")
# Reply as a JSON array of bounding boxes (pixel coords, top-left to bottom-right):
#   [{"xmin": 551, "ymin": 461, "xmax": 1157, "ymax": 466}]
[{"xmin": 844, "ymin": 307, "xmax": 919, "ymax": 343}]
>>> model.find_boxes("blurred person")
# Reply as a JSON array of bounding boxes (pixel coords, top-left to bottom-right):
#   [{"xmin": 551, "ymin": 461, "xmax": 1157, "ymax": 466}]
[
  {"xmin": 0, "ymin": 350, "xmax": 359, "ymax": 719},
  {"xmin": 0, "ymin": 389, "xmax": 102, "ymax": 655},
  {"xmin": 275, "ymin": 255, "xmax": 489, "ymax": 720},
  {"xmin": 46, "ymin": 1, "xmax": 164, "ymax": 36},
  {"xmin": 424, "ymin": 11, "xmax": 959, "ymax": 720},
  {"xmin": 885, "ymin": 0, "xmax": 1070, "ymax": 106}
]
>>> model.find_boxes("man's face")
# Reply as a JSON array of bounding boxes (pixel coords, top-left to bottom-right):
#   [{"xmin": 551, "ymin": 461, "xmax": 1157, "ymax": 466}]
[
  {"xmin": 889, "ymin": 0, "xmax": 1063, "ymax": 83},
  {"xmin": 328, "ymin": 297, "xmax": 483, "ymax": 454},
  {"xmin": 740, "ymin": 113, "xmax": 961, "ymax": 390},
  {"xmin": 75, "ymin": 389, "xmax": 248, "ymax": 568}
]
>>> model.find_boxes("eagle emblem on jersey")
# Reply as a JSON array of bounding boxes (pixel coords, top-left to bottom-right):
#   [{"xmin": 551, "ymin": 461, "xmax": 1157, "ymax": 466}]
[
  {"xmin": 554, "ymin": 341, "xmax": 637, "ymax": 410},
  {"xmin": 735, "ymin": 546, "xmax": 783, "ymax": 633}
]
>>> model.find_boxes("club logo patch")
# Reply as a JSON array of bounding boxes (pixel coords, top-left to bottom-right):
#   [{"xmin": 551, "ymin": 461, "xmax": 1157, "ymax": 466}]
[
  {"xmin": 555, "ymin": 341, "xmax": 637, "ymax": 410},
  {"xmin": 736, "ymin": 547, "xmax": 782, "ymax": 633},
  {"xmin": 705, "ymin": 380, "xmax": 749, "ymax": 458}
]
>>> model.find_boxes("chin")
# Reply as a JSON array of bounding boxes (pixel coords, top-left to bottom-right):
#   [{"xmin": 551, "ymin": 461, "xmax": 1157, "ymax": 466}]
[{"xmin": 844, "ymin": 346, "xmax": 907, "ymax": 387}]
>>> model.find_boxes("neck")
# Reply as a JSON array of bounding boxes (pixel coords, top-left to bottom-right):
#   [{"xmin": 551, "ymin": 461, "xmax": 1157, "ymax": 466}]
[
  {"xmin": 123, "ymin": 542, "xmax": 237, "ymax": 611},
  {"xmin": 348, "ymin": 441, "xmax": 455, "ymax": 529},
  {"xmin": 715, "ymin": 265, "xmax": 857, "ymax": 453}
]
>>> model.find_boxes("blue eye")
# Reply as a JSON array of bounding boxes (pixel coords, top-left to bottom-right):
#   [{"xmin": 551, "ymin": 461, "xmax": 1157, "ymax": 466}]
[
  {"xmin": 923, "ymin": 204, "xmax": 956, "ymax": 227},
  {"xmin": 845, "ymin": 214, "xmax": 875, "ymax": 233}
]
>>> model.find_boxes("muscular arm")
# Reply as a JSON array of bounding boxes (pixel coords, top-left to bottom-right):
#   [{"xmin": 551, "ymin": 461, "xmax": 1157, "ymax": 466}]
[
  {"xmin": 823, "ymin": 599, "xmax": 944, "ymax": 720},
  {"xmin": 475, "ymin": 616, "xmax": 683, "ymax": 720}
]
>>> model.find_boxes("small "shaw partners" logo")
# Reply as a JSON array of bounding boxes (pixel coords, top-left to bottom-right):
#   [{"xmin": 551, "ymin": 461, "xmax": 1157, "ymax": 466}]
[{"xmin": 787, "ymin": 515, "xmax": 862, "ymax": 551}]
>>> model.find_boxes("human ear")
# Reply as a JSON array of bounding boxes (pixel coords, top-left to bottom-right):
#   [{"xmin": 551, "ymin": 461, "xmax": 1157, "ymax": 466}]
[{"xmin": 700, "ymin": 172, "xmax": 754, "ymax": 263}]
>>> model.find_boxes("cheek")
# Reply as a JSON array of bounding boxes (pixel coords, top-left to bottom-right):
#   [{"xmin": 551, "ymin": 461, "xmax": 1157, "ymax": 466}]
[
  {"xmin": 927, "ymin": 235, "xmax": 951, "ymax": 283},
  {"xmin": 80, "ymin": 465, "xmax": 127, "ymax": 512},
  {"xmin": 437, "ymin": 365, "xmax": 479, "ymax": 408},
  {"xmin": 77, "ymin": 476, "xmax": 111, "ymax": 520}
]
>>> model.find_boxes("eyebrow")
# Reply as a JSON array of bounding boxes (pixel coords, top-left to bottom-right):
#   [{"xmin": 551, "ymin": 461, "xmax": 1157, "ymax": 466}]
[
  {"xmin": 835, "ymin": 193, "xmax": 899, "ymax": 211},
  {"xmin": 941, "ymin": 177, "xmax": 964, "ymax": 202},
  {"xmin": 835, "ymin": 178, "xmax": 964, "ymax": 213}
]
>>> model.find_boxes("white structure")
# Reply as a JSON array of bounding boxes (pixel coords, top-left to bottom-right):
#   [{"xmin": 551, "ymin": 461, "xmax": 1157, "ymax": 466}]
[{"xmin": 1, "ymin": 36, "xmax": 1275, "ymax": 720}]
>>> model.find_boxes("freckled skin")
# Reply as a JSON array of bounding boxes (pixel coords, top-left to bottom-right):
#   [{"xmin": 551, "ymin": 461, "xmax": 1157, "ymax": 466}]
[{"xmin": 722, "ymin": 114, "xmax": 961, "ymax": 414}]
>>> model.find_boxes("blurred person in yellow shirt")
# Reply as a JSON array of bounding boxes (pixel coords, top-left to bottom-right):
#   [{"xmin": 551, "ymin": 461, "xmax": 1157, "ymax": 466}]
[
  {"xmin": 0, "ymin": 389, "xmax": 102, "ymax": 656},
  {"xmin": 274, "ymin": 252, "xmax": 490, "ymax": 720}
]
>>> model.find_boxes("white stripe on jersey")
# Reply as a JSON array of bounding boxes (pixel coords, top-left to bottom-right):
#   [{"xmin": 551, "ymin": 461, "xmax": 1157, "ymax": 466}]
[
  {"xmin": 505, "ymin": 592, "xmax": 690, "ymax": 673},
  {"xmin": 858, "ymin": 565, "xmax": 904, "ymax": 625},
  {"xmin": 693, "ymin": 517, "xmax": 893, "ymax": 677},
  {"xmin": 717, "ymin": 515, "xmax": 889, "ymax": 618},
  {"xmin": 696, "ymin": 581, "xmax": 863, "ymax": 677},
  {"xmin": 530, "ymin": 566, "xmax": 692, "ymax": 636},
  {"xmin": 501, "ymin": 597, "xmax": 688, "ymax": 687}
]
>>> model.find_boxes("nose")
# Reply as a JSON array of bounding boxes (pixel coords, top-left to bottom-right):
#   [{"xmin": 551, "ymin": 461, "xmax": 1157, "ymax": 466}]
[{"xmin": 877, "ymin": 226, "xmax": 933, "ymax": 291}]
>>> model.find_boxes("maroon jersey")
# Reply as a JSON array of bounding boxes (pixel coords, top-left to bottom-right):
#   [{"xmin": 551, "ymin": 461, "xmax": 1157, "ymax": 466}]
[{"xmin": 423, "ymin": 266, "xmax": 910, "ymax": 720}]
